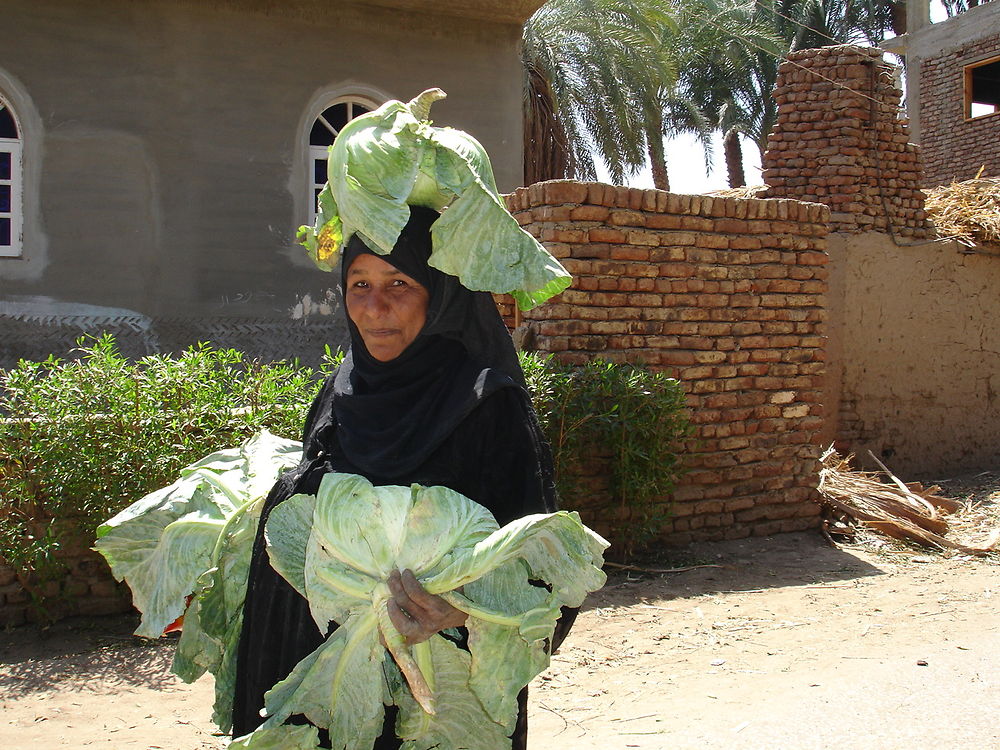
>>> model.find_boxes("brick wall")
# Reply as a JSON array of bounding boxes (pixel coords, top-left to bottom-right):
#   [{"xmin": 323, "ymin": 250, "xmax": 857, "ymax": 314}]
[
  {"xmin": 1, "ymin": 529, "xmax": 131, "ymax": 626},
  {"xmin": 919, "ymin": 34, "xmax": 1000, "ymax": 186},
  {"xmin": 2, "ymin": 178, "xmax": 832, "ymax": 620},
  {"xmin": 502, "ymin": 180, "xmax": 829, "ymax": 545},
  {"xmin": 763, "ymin": 45, "xmax": 932, "ymax": 238}
]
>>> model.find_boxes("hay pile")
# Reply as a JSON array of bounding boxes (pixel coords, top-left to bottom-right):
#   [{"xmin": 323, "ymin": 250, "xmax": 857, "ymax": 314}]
[
  {"xmin": 817, "ymin": 447, "xmax": 1000, "ymax": 555},
  {"xmin": 707, "ymin": 185, "xmax": 769, "ymax": 199},
  {"xmin": 924, "ymin": 175, "xmax": 1000, "ymax": 248}
]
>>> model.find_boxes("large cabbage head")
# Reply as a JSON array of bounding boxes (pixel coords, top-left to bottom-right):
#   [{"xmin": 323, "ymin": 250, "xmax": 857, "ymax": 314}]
[{"xmin": 298, "ymin": 88, "xmax": 571, "ymax": 311}]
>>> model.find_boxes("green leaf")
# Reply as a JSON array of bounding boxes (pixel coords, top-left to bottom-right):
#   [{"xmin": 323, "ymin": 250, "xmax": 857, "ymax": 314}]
[
  {"xmin": 95, "ymin": 488, "xmax": 225, "ymax": 638},
  {"xmin": 297, "ymin": 88, "xmax": 571, "ymax": 309},
  {"xmin": 94, "ymin": 430, "xmax": 303, "ymax": 732},
  {"xmin": 264, "ymin": 492, "xmax": 316, "ymax": 600},
  {"xmin": 261, "ymin": 608, "xmax": 386, "ymax": 750},
  {"xmin": 461, "ymin": 560, "xmax": 550, "ymax": 728},
  {"xmin": 262, "ymin": 473, "xmax": 608, "ymax": 749},
  {"xmin": 428, "ymin": 173, "xmax": 571, "ymax": 310},
  {"xmin": 229, "ymin": 723, "xmax": 321, "ymax": 750},
  {"xmin": 394, "ymin": 636, "xmax": 511, "ymax": 750}
]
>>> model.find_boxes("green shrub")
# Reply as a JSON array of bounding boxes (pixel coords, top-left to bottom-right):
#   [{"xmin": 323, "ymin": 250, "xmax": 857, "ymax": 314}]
[
  {"xmin": 0, "ymin": 337, "xmax": 689, "ymax": 607},
  {"xmin": 0, "ymin": 334, "xmax": 327, "ymax": 596},
  {"xmin": 520, "ymin": 353, "xmax": 692, "ymax": 558}
]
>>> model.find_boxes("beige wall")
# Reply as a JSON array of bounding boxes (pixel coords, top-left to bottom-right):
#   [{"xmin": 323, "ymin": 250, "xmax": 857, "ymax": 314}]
[
  {"xmin": 0, "ymin": 0, "xmax": 526, "ymax": 342},
  {"xmin": 824, "ymin": 232, "xmax": 1000, "ymax": 476}
]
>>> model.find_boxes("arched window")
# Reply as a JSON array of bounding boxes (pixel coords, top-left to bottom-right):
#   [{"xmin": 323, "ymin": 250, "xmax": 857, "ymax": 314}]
[
  {"xmin": 0, "ymin": 95, "xmax": 21, "ymax": 258},
  {"xmin": 308, "ymin": 97, "xmax": 376, "ymax": 227}
]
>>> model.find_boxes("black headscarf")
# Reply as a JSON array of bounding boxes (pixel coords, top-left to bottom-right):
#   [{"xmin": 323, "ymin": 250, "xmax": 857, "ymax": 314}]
[{"xmin": 330, "ymin": 206, "xmax": 525, "ymax": 479}]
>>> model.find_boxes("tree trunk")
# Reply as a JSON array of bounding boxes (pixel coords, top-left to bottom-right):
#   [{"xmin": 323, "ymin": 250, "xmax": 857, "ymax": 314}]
[
  {"xmin": 523, "ymin": 66, "xmax": 574, "ymax": 186},
  {"xmin": 647, "ymin": 136, "xmax": 670, "ymax": 192},
  {"xmin": 890, "ymin": 0, "xmax": 907, "ymax": 36},
  {"xmin": 724, "ymin": 130, "xmax": 746, "ymax": 188}
]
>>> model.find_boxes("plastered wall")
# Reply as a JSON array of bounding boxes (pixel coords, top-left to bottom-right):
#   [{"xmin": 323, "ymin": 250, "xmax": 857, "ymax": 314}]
[
  {"xmin": 823, "ymin": 232, "xmax": 1000, "ymax": 476},
  {"xmin": 0, "ymin": 0, "xmax": 526, "ymax": 365}
]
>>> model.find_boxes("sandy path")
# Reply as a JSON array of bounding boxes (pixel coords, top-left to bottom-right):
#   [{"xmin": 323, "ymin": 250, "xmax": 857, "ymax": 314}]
[{"xmin": 2, "ymin": 531, "xmax": 998, "ymax": 749}]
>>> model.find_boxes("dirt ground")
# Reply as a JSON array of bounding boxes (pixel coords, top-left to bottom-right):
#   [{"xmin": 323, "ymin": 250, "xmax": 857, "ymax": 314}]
[{"xmin": 2, "ymin": 476, "xmax": 999, "ymax": 750}]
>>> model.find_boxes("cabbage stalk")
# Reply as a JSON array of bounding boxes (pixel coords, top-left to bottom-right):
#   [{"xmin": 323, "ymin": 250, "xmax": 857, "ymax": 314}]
[{"xmin": 298, "ymin": 88, "xmax": 571, "ymax": 311}]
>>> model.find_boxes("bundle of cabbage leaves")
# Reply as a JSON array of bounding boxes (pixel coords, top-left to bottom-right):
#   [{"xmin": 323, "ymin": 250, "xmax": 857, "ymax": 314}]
[
  {"xmin": 96, "ymin": 431, "xmax": 608, "ymax": 750},
  {"xmin": 298, "ymin": 88, "xmax": 571, "ymax": 311}
]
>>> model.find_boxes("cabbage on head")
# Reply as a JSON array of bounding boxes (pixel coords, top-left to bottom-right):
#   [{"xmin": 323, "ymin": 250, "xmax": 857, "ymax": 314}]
[{"xmin": 298, "ymin": 89, "xmax": 572, "ymax": 311}]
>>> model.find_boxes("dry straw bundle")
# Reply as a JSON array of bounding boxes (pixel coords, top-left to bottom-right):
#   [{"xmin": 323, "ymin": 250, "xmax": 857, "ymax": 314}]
[
  {"xmin": 708, "ymin": 185, "xmax": 769, "ymax": 199},
  {"xmin": 817, "ymin": 447, "xmax": 1000, "ymax": 555},
  {"xmin": 924, "ymin": 172, "xmax": 1000, "ymax": 248}
]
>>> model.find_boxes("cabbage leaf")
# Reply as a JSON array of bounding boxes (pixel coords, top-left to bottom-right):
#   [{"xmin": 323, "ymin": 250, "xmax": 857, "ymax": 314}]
[
  {"xmin": 94, "ymin": 429, "xmax": 303, "ymax": 732},
  {"xmin": 239, "ymin": 472, "xmax": 608, "ymax": 750},
  {"xmin": 297, "ymin": 88, "xmax": 572, "ymax": 311}
]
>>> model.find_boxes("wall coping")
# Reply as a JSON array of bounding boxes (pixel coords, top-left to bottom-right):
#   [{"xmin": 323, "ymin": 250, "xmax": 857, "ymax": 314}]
[{"xmin": 507, "ymin": 180, "xmax": 831, "ymax": 224}]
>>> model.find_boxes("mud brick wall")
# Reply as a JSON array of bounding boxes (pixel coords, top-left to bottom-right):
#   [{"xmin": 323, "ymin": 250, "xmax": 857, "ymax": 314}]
[
  {"xmin": 763, "ymin": 45, "xmax": 932, "ymax": 239},
  {"xmin": 0, "ymin": 529, "xmax": 131, "ymax": 626},
  {"xmin": 502, "ymin": 180, "xmax": 830, "ymax": 545},
  {"xmin": 919, "ymin": 33, "xmax": 1000, "ymax": 186}
]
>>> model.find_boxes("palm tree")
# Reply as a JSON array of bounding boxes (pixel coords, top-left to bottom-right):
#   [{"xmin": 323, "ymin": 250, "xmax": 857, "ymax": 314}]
[
  {"xmin": 672, "ymin": 0, "xmax": 783, "ymax": 187},
  {"xmin": 680, "ymin": 0, "xmax": 903, "ymax": 188},
  {"xmin": 520, "ymin": 0, "xmax": 907, "ymax": 191},
  {"xmin": 940, "ymin": 0, "xmax": 993, "ymax": 15},
  {"xmin": 521, "ymin": 0, "xmax": 691, "ymax": 188}
]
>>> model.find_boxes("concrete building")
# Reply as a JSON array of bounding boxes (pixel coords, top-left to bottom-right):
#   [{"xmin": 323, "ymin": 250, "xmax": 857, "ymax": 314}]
[
  {"xmin": 885, "ymin": 0, "xmax": 1000, "ymax": 185},
  {"xmin": 0, "ymin": 0, "xmax": 543, "ymax": 366}
]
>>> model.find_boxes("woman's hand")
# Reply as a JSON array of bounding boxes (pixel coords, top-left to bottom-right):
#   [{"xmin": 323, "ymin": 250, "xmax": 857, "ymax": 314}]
[{"xmin": 386, "ymin": 568, "xmax": 468, "ymax": 644}]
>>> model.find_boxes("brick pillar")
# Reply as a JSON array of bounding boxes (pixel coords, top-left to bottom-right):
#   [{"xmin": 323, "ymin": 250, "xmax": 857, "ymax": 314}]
[{"xmin": 762, "ymin": 45, "xmax": 932, "ymax": 238}]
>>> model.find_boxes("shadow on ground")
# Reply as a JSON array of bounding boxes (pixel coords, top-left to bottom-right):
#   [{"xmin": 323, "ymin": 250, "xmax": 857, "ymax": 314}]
[
  {"xmin": 1, "ymin": 530, "xmax": 887, "ymax": 694},
  {"xmin": 0, "ymin": 613, "xmax": 181, "ymax": 694},
  {"xmin": 584, "ymin": 529, "xmax": 886, "ymax": 612}
]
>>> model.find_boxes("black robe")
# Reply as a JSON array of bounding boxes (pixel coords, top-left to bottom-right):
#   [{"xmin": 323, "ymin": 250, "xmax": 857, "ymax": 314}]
[{"xmin": 231, "ymin": 376, "xmax": 574, "ymax": 748}]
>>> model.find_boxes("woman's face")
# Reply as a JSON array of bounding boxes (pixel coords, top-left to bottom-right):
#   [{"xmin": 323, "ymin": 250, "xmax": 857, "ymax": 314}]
[{"xmin": 345, "ymin": 253, "xmax": 430, "ymax": 362}]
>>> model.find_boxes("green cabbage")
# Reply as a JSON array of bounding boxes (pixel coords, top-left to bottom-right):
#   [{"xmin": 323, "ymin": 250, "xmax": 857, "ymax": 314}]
[
  {"xmin": 297, "ymin": 88, "xmax": 572, "ymax": 311},
  {"xmin": 95, "ymin": 435, "xmax": 608, "ymax": 750},
  {"xmin": 235, "ymin": 472, "xmax": 608, "ymax": 750},
  {"xmin": 94, "ymin": 429, "xmax": 303, "ymax": 732}
]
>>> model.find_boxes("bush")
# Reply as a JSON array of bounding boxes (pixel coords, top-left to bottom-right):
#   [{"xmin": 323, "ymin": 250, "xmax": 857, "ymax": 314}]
[
  {"xmin": 0, "ymin": 337, "xmax": 690, "ymax": 606},
  {"xmin": 520, "ymin": 353, "xmax": 692, "ymax": 557},
  {"xmin": 0, "ymin": 334, "xmax": 327, "ymax": 595}
]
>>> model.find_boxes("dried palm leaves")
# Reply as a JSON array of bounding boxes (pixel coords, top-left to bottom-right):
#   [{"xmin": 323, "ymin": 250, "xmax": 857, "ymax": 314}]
[
  {"xmin": 708, "ymin": 185, "xmax": 769, "ymax": 199},
  {"xmin": 817, "ymin": 447, "xmax": 1000, "ymax": 555},
  {"xmin": 924, "ymin": 174, "xmax": 1000, "ymax": 248}
]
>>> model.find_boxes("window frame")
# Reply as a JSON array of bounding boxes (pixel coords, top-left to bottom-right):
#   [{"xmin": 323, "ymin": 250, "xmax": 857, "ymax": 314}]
[
  {"xmin": 963, "ymin": 54, "xmax": 1000, "ymax": 122},
  {"xmin": 0, "ymin": 96, "xmax": 22, "ymax": 259},
  {"xmin": 307, "ymin": 95, "xmax": 380, "ymax": 228}
]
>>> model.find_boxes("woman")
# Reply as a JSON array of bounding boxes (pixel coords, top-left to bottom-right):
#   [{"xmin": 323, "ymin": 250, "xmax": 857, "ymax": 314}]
[{"xmin": 232, "ymin": 206, "xmax": 574, "ymax": 748}]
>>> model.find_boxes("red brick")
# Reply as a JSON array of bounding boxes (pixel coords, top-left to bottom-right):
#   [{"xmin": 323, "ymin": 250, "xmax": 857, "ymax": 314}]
[
  {"xmin": 608, "ymin": 210, "xmax": 646, "ymax": 227},
  {"xmin": 542, "ymin": 180, "xmax": 590, "ymax": 204},
  {"xmin": 570, "ymin": 205, "xmax": 611, "ymax": 221},
  {"xmin": 627, "ymin": 230, "xmax": 661, "ymax": 246},
  {"xmin": 798, "ymin": 251, "xmax": 828, "ymax": 266},
  {"xmin": 610, "ymin": 246, "xmax": 652, "ymax": 261},
  {"xmin": 589, "ymin": 227, "xmax": 627, "ymax": 243},
  {"xmin": 645, "ymin": 213, "xmax": 684, "ymax": 229}
]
